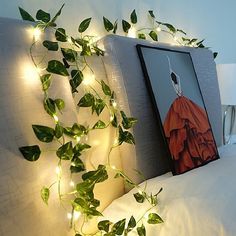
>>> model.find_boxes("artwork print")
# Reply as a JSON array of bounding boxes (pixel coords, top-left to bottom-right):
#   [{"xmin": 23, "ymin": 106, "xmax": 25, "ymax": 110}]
[{"xmin": 137, "ymin": 45, "xmax": 219, "ymax": 175}]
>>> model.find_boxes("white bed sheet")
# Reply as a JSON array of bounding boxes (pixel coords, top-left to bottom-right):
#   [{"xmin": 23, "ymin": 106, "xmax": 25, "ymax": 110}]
[{"xmin": 102, "ymin": 145, "xmax": 236, "ymax": 236}]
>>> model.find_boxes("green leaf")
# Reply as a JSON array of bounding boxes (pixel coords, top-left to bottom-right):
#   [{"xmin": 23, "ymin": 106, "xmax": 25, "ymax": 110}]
[
  {"xmin": 128, "ymin": 216, "xmax": 136, "ymax": 229},
  {"xmin": 80, "ymin": 44, "xmax": 92, "ymax": 56},
  {"xmin": 51, "ymin": 4, "xmax": 65, "ymax": 23},
  {"xmin": 177, "ymin": 29, "xmax": 186, "ymax": 35},
  {"xmin": 79, "ymin": 18, "xmax": 92, "ymax": 33},
  {"xmin": 56, "ymin": 141, "xmax": 73, "ymax": 160},
  {"xmin": 40, "ymin": 74, "xmax": 52, "ymax": 91},
  {"xmin": 111, "ymin": 114, "xmax": 118, "ymax": 127},
  {"xmin": 137, "ymin": 224, "xmax": 146, "ymax": 236},
  {"xmin": 36, "ymin": 9, "xmax": 51, "ymax": 23},
  {"xmin": 18, "ymin": 7, "xmax": 35, "ymax": 22},
  {"xmin": 72, "ymin": 123, "xmax": 87, "ymax": 136},
  {"xmin": 122, "ymin": 20, "xmax": 131, "ymax": 33},
  {"xmin": 70, "ymin": 156, "xmax": 85, "ymax": 173},
  {"xmin": 113, "ymin": 20, "xmax": 118, "ymax": 34},
  {"xmin": 70, "ymin": 70, "xmax": 83, "ymax": 93},
  {"xmin": 82, "ymin": 165, "xmax": 108, "ymax": 184},
  {"xmin": 130, "ymin": 9, "xmax": 137, "ymax": 24},
  {"xmin": 101, "ymin": 80, "xmax": 112, "ymax": 96},
  {"xmin": 55, "ymin": 28, "xmax": 67, "ymax": 42},
  {"xmin": 93, "ymin": 98, "xmax": 105, "ymax": 115},
  {"xmin": 47, "ymin": 60, "xmax": 69, "ymax": 76},
  {"xmin": 103, "ymin": 17, "xmax": 114, "ymax": 32},
  {"xmin": 213, "ymin": 52, "xmax": 218, "ymax": 58},
  {"xmin": 133, "ymin": 192, "xmax": 145, "ymax": 203},
  {"xmin": 54, "ymin": 98, "xmax": 65, "ymax": 111},
  {"xmin": 162, "ymin": 23, "xmax": 176, "ymax": 33},
  {"xmin": 147, "ymin": 213, "xmax": 164, "ymax": 224},
  {"xmin": 19, "ymin": 145, "xmax": 41, "ymax": 161},
  {"xmin": 55, "ymin": 123, "xmax": 64, "ymax": 139},
  {"xmin": 44, "ymin": 98, "xmax": 56, "ymax": 117},
  {"xmin": 93, "ymin": 120, "xmax": 106, "ymax": 129},
  {"xmin": 41, "ymin": 186, "xmax": 50, "ymax": 205},
  {"xmin": 92, "ymin": 45, "xmax": 105, "ymax": 56},
  {"xmin": 148, "ymin": 10, "xmax": 155, "ymax": 18},
  {"xmin": 149, "ymin": 30, "xmax": 158, "ymax": 41},
  {"xmin": 98, "ymin": 220, "xmax": 111, "ymax": 233},
  {"xmin": 78, "ymin": 93, "xmax": 95, "ymax": 107},
  {"xmin": 61, "ymin": 48, "xmax": 77, "ymax": 62},
  {"xmin": 73, "ymin": 143, "xmax": 91, "ymax": 153},
  {"xmin": 121, "ymin": 111, "xmax": 138, "ymax": 129},
  {"xmin": 32, "ymin": 125, "xmax": 54, "ymax": 143},
  {"xmin": 43, "ymin": 40, "xmax": 58, "ymax": 51},
  {"xmin": 118, "ymin": 126, "xmax": 135, "ymax": 145},
  {"xmin": 138, "ymin": 33, "xmax": 146, "ymax": 40},
  {"xmin": 112, "ymin": 219, "xmax": 126, "ymax": 235}
]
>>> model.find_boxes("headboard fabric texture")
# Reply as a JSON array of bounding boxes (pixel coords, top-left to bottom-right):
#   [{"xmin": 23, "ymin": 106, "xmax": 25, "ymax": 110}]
[{"xmin": 100, "ymin": 35, "xmax": 222, "ymax": 183}]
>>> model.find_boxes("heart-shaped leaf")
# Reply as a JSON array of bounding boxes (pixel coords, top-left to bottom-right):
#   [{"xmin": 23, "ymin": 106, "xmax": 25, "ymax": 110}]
[
  {"xmin": 147, "ymin": 213, "xmax": 164, "ymax": 224},
  {"xmin": 19, "ymin": 145, "xmax": 41, "ymax": 161},
  {"xmin": 36, "ymin": 9, "xmax": 51, "ymax": 23},
  {"xmin": 47, "ymin": 60, "xmax": 69, "ymax": 76},
  {"xmin": 55, "ymin": 28, "xmax": 67, "ymax": 42},
  {"xmin": 43, "ymin": 40, "xmax": 58, "ymax": 51},
  {"xmin": 149, "ymin": 31, "xmax": 158, "ymax": 41},
  {"xmin": 103, "ymin": 17, "xmax": 114, "ymax": 32},
  {"xmin": 78, "ymin": 93, "xmax": 95, "ymax": 107},
  {"xmin": 40, "ymin": 74, "xmax": 52, "ymax": 91},
  {"xmin": 98, "ymin": 220, "xmax": 111, "ymax": 233},
  {"xmin": 32, "ymin": 125, "xmax": 55, "ymax": 143},
  {"xmin": 122, "ymin": 20, "xmax": 131, "ymax": 33},
  {"xmin": 130, "ymin": 9, "xmax": 137, "ymax": 24},
  {"xmin": 19, "ymin": 7, "xmax": 35, "ymax": 22},
  {"xmin": 41, "ymin": 186, "xmax": 50, "ymax": 205}
]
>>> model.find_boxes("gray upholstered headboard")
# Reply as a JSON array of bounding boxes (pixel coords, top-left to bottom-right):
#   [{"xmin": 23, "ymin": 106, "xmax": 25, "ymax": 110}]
[{"xmin": 100, "ymin": 35, "xmax": 222, "ymax": 182}]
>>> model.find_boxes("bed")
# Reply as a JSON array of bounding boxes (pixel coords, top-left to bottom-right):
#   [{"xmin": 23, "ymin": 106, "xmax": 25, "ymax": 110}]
[{"xmin": 0, "ymin": 17, "xmax": 234, "ymax": 236}]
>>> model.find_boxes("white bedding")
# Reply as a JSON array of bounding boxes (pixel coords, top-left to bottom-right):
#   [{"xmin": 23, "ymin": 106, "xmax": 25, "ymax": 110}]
[{"xmin": 102, "ymin": 145, "xmax": 236, "ymax": 236}]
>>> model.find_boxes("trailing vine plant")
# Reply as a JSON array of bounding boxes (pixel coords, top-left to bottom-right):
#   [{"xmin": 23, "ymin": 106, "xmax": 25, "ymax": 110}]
[{"xmin": 18, "ymin": 4, "xmax": 215, "ymax": 236}]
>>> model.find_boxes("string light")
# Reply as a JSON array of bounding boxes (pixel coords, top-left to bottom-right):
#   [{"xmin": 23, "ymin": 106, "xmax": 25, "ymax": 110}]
[
  {"xmin": 76, "ymin": 136, "xmax": 81, "ymax": 143},
  {"xmin": 112, "ymin": 101, "xmax": 117, "ymax": 108},
  {"xmin": 53, "ymin": 114, "xmax": 59, "ymax": 123},
  {"xmin": 138, "ymin": 190, "xmax": 143, "ymax": 194},
  {"xmin": 67, "ymin": 213, "xmax": 72, "ymax": 219},
  {"xmin": 156, "ymin": 27, "xmax": 162, "ymax": 32},
  {"xmin": 74, "ymin": 211, "xmax": 81, "ymax": 220},
  {"xmin": 67, "ymin": 37, "xmax": 72, "ymax": 44},
  {"xmin": 83, "ymin": 74, "xmax": 95, "ymax": 86},
  {"xmin": 55, "ymin": 166, "xmax": 61, "ymax": 175},
  {"xmin": 110, "ymin": 115, "xmax": 114, "ymax": 122},
  {"xmin": 69, "ymin": 180, "xmax": 75, "ymax": 187},
  {"xmin": 33, "ymin": 27, "xmax": 42, "ymax": 41},
  {"xmin": 111, "ymin": 165, "xmax": 116, "ymax": 170},
  {"xmin": 128, "ymin": 27, "xmax": 136, "ymax": 38}
]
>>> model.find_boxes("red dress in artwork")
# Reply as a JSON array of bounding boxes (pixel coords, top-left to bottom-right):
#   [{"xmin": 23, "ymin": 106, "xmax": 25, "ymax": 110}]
[{"xmin": 163, "ymin": 56, "xmax": 217, "ymax": 174}]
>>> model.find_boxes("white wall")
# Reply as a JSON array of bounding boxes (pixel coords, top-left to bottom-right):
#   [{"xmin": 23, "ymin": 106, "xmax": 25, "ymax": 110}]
[{"xmin": 0, "ymin": 0, "xmax": 235, "ymax": 63}]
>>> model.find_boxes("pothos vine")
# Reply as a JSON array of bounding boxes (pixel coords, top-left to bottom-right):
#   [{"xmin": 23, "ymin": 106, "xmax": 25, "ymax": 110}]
[{"xmin": 18, "ymin": 4, "xmax": 212, "ymax": 236}]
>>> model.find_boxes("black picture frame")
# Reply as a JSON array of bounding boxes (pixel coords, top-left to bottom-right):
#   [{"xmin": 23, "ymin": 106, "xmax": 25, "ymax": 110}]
[{"xmin": 136, "ymin": 44, "xmax": 220, "ymax": 175}]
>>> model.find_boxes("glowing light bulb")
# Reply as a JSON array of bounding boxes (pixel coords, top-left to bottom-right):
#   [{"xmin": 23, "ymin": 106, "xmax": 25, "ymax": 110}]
[
  {"xmin": 138, "ymin": 190, "xmax": 142, "ymax": 194},
  {"xmin": 23, "ymin": 64, "xmax": 39, "ymax": 83},
  {"xmin": 76, "ymin": 136, "xmax": 81, "ymax": 142},
  {"xmin": 144, "ymin": 212, "xmax": 149, "ymax": 220},
  {"xmin": 67, "ymin": 37, "xmax": 72, "ymax": 44},
  {"xmin": 112, "ymin": 101, "xmax": 117, "ymax": 108},
  {"xmin": 83, "ymin": 74, "xmax": 95, "ymax": 86},
  {"xmin": 128, "ymin": 27, "xmax": 136, "ymax": 38},
  {"xmin": 33, "ymin": 27, "xmax": 42, "ymax": 41},
  {"xmin": 110, "ymin": 115, "xmax": 114, "ymax": 122},
  {"xmin": 67, "ymin": 213, "xmax": 72, "ymax": 219},
  {"xmin": 74, "ymin": 211, "xmax": 81, "ymax": 220},
  {"xmin": 111, "ymin": 165, "xmax": 116, "ymax": 170},
  {"xmin": 113, "ymin": 138, "xmax": 119, "ymax": 145},
  {"xmin": 174, "ymin": 36, "xmax": 178, "ymax": 41},
  {"xmin": 55, "ymin": 166, "xmax": 61, "ymax": 175},
  {"xmin": 53, "ymin": 114, "xmax": 59, "ymax": 123},
  {"xmin": 191, "ymin": 43, "xmax": 195, "ymax": 47},
  {"xmin": 71, "ymin": 162, "xmax": 76, "ymax": 167},
  {"xmin": 69, "ymin": 180, "xmax": 75, "ymax": 187},
  {"xmin": 156, "ymin": 27, "xmax": 161, "ymax": 32}
]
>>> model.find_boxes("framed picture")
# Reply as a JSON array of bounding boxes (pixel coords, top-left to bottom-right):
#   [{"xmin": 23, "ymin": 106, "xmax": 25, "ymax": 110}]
[{"xmin": 136, "ymin": 44, "xmax": 219, "ymax": 175}]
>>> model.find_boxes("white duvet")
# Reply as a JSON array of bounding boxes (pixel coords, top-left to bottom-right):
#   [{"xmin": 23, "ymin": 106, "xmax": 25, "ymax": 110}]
[{"xmin": 102, "ymin": 145, "xmax": 236, "ymax": 236}]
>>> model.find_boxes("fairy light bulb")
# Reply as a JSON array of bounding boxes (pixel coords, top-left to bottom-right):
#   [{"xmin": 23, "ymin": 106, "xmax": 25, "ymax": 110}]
[
  {"xmin": 67, "ymin": 37, "xmax": 72, "ymax": 44},
  {"xmin": 83, "ymin": 74, "xmax": 95, "ymax": 86},
  {"xmin": 33, "ymin": 27, "xmax": 42, "ymax": 41},
  {"xmin": 74, "ymin": 211, "xmax": 81, "ymax": 220},
  {"xmin": 156, "ymin": 27, "xmax": 161, "ymax": 32},
  {"xmin": 55, "ymin": 166, "xmax": 61, "ymax": 175},
  {"xmin": 110, "ymin": 115, "xmax": 114, "ymax": 122},
  {"xmin": 53, "ymin": 114, "xmax": 59, "ymax": 123},
  {"xmin": 138, "ymin": 190, "xmax": 142, "ymax": 194},
  {"xmin": 76, "ymin": 136, "xmax": 81, "ymax": 143},
  {"xmin": 113, "ymin": 138, "xmax": 119, "ymax": 146},
  {"xmin": 174, "ymin": 36, "xmax": 178, "ymax": 41},
  {"xmin": 112, "ymin": 101, "xmax": 117, "ymax": 108},
  {"xmin": 128, "ymin": 27, "xmax": 136, "ymax": 38},
  {"xmin": 69, "ymin": 180, "xmax": 75, "ymax": 187},
  {"xmin": 111, "ymin": 165, "xmax": 116, "ymax": 170},
  {"xmin": 67, "ymin": 213, "xmax": 72, "ymax": 219}
]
